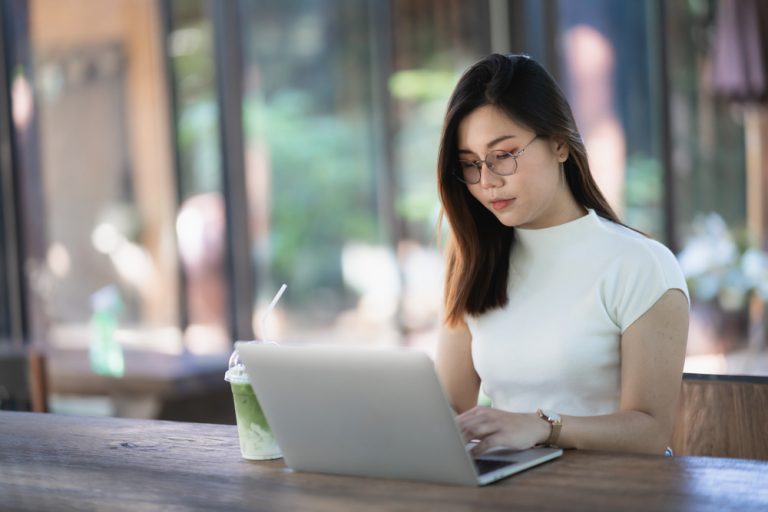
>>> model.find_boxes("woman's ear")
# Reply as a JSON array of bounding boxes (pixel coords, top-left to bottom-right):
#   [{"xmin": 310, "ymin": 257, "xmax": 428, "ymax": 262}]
[{"xmin": 551, "ymin": 138, "xmax": 570, "ymax": 162}]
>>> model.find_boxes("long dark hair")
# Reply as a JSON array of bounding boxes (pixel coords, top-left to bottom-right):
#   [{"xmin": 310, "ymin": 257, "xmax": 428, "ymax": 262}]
[{"xmin": 438, "ymin": 53, "xmax": 621, "ymax": 327}]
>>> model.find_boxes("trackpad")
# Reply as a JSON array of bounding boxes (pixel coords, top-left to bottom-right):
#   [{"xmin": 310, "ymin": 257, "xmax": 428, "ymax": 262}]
[{"xmin": 472, "ymin": 456, "xmax": 519, "ymax": 476}]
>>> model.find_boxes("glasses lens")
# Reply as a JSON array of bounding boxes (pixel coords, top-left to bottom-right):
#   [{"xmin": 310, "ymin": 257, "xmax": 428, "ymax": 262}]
[
  {"xmin": 489, "ymin": 151, "xmax": 517, "ymax": 175},
  {"xmin": 458, "ymin": 162, "xmax": 480, "ymax": 184}
]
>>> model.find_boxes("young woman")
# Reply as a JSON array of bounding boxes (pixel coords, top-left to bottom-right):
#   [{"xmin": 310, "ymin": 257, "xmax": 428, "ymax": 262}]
[{"xmin": 435, "ymin": 54, "xmax": 689, "ymax": 455}]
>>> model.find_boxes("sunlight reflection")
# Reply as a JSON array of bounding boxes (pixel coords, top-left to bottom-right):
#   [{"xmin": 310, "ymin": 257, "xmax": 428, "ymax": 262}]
[{"xmin": 683, "ymin": 353, "xmax": 728, "ymax": 374}]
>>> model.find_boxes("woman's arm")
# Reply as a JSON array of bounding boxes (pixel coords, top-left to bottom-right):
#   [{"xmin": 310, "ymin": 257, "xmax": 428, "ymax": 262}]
[
  {"xmin": 435, "ymin": 321, "xmax": 481, "ymax": 414},
  {"xmin": 458, "ymin": 289, "xmax": 689, "ymax": 455},
  {"xmin": 557, "ymin": 288, "xmax": 689, "ymax": 453}
]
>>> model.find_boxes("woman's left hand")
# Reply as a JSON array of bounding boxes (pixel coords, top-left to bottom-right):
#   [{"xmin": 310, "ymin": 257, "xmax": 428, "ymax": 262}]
[{"xmin": 456, "ymin": 406, "xmax": 551, "ymax": 456}]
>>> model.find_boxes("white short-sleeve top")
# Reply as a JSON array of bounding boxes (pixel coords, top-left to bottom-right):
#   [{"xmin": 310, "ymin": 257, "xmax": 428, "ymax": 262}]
[{"xmin": 466, "ymin": 209, "xmax": 689, "ymax": 416}]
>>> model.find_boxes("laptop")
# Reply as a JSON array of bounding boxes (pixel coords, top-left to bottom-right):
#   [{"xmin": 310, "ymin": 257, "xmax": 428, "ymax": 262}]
[{"xmin": 236, "ymin": 342, "xmax": 562, "ymax": 486}]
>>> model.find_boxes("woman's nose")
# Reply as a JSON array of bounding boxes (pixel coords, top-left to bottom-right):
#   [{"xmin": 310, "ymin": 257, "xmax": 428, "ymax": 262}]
[{"xmin": 478, "ymin": 164, "xmax": 503, "ymax": 188}]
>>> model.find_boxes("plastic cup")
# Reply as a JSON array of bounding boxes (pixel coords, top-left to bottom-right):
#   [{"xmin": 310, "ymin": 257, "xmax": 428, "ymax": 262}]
[{"xmin": 225, "ymin": 348, "xmax": 281, "ymax": 460}]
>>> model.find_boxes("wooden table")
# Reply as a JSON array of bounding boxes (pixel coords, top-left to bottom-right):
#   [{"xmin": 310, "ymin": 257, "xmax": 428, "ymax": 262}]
[
  {"xmin": 2, "ymin": 412, "xmax": 767, "ymax": 512},
  {"xmin": 46, "ymin": 349, "xmax": 234, "ymax": 423},
  {"xmin": 47, "ymin": 349, "xmax": 229, "ymax": 397}
]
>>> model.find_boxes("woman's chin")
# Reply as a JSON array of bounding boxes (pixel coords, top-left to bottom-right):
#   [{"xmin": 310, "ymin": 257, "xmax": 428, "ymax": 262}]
[{"xmin": 492, "ymin": 211, "xmax": 525, "ymax": 228}]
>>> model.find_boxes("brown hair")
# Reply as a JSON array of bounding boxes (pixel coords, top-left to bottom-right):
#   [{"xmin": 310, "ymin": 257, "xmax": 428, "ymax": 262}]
[{"xmin": 438, "ymin": 54, "xmax": 621, "ymax": 327}]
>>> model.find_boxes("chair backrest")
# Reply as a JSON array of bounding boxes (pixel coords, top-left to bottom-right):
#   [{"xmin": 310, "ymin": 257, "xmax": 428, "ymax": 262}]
[
  {"xmin": 671, "ymin": 373, "xmax": 768, "ymax": 460},
  {"xmin": 0, "ymin": 343, "xmax": 48, "ymax": 412}
]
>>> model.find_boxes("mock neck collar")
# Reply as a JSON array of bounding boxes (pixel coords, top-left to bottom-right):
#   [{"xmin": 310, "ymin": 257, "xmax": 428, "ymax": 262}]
[{"xmin": 514, "ymin": 208, "xmax": 600, "ymax": 252}]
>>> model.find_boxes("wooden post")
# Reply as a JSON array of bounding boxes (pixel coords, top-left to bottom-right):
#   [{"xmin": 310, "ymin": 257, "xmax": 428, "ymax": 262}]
[
  {"xmin": 27, "ymin": 345, "xmax": 48, "ymax": 413},
  {"xmin": 745, "ymin": 107, "xmax": 768, "ymax": 358}
]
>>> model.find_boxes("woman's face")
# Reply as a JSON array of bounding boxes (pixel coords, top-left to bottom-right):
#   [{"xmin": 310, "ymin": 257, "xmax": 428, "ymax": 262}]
[{"xmin": 456, "ymin": 105, "xmax": 578, "ymax": 229}]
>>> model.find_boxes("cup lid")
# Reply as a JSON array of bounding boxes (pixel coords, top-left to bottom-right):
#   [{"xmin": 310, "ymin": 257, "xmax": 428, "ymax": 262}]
[
  {"xmin": 225, "ymin": 340, "xmax": 281, "ymax": 383},
  {"xmin": 224, "ymin": 346, "xmax": 250, "ymax": 384}
]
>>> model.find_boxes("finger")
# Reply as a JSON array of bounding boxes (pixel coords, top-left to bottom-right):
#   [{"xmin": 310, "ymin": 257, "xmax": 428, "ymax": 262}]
[
  {"xmin": 456, "ymin": 407, "xmax": 480, "ymax": 422},
  {"xmin": 456, "ymin": 407, "xmax": 505, "ymax": 443},
  {"xmin": 456, "ymin": 411, "xmax": 478, "ymax": 432},
  {"xmin": 459, "ymin": 417, "xmax": 499, "ymax": 441},
  {"xmin": 456, "ymin": 413, "xmax": 480, "ymax": 431},
  {"xmin": 456, "ymin": 412, "xmax": 485, "ymax": 433},
  {"xmin": 456, "ymin": 407, "xmax": 494, "ymax": 429},
  {"xmin": 470, "ymin": 435, "xmax": 501, "ymax": 457}
]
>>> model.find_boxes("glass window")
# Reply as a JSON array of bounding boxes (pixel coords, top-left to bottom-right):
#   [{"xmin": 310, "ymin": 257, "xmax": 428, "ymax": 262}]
[
  {"xmin": 168, "ymin": 0, "xmax": 231, "ymax": 353},
  {"xmin": 554, "ymin": 0, "xmax": 766, "ymax": 376},
  {"xmin": 238, "ymin": 0, "xmax": 386, "ymax": 344},
  {"xmin": 0, "ymin": 47, "xmax": 11, "ymax": 340},
  {"xmin": 667, "ymin": 0, "xmax": 746, "ymax": 234},
  {"xmin": 29, "ymin": 0, "xmax": 180, "ymax": 352},
  {"xmin": 0, "ymin": 211, "xmax": 8, "ymax": 339},
  {"xmin": 557, "ymin": 0, "xmax": 665, "ymax": 238},
  {"xmin": 390, "ymin": 0, "xmax": 491, "ymax": 350},
  {"xmin": 236, "ymin": 1, "xmax": 492, "ymax": 349},
  {"xmin": 665, "ymin": 0, "xmax": 763, "ymax": 376}
]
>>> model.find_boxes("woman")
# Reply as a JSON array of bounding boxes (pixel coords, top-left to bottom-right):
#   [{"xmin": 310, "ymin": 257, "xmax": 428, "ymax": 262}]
[{"xmin": 435, "ymin": 54, "xmax": 689, "ymax": 455}]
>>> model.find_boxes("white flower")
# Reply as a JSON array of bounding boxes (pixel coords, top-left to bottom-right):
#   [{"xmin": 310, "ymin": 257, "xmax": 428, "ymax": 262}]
[
  {"xmin": 676, "ymin": 212, "xmax": 768, "ymax": 308},
  {"xmin": 677, "ymin": 213, "xmax": 737, "ymax": 278}
]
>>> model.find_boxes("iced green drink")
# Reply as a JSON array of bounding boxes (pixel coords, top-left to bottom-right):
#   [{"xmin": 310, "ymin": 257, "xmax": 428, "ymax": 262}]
[
  {"xmin": 229, "ymin": 381, "xmax": 281, "ymax": 460},
  {"xmin": 225, "ymin": 350, "xmax": 281, "ymax": 460}
]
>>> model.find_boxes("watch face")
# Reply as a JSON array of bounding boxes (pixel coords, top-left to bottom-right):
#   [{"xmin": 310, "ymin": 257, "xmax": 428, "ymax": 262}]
[{"xmin": 541, "ymin": 409, "xmax": 561, "ymax": 422}]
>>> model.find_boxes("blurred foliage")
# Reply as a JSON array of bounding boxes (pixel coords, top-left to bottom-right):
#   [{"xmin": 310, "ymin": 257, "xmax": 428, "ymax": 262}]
[
  {"xmin": 678, "ymin": 213, "xmax": 768, "ymax": 313},
  {"xmin": 172, "ymin": 2, "xmax": 380, "ymax": 310},
  {"xmin": 169, "ymin": 9, "xmax": 222, "ymax": 199},
  {"xmin": 176, "ymin": 98, "xmax": 221, "ymax": 196},
  {"xmin": 624, "ymin": 154, "xmax": 663, "ymax": 237},
  {"xmin": 666, "ymin": 0, "xmax": 746, "ymax": 234},
  {"xmin": 170, "ymin": 1, "xmax": 487, "ymax": 316},
  {"xmin": 244, "ymin": 89, "xmax": 378, "ymax": 307},
  {"xmin": 388, "ymin": 70, "xmax": 456, "ymax": 101},
  {"xmin": 389, "ymin": 69, "xmax": 456, "ymax": 240}
]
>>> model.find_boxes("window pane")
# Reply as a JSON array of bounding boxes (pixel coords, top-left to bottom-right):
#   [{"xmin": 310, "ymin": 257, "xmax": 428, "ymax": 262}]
[
  {"xmin": 239, "ymin": 0, "xmax": 385, "ymax": 344},
  {"xmin": 29, "ymin": 0, "xmax": 180, "ymax": 352},
  {"xmin": 666, "ymin": 0, "xmax": 761, "ymax": 376},
  {"xmin": 558, "ymin": 0, "xmax": 665, "ymax": 237},
  {"xmin": 238, "ymin": 1, "xmax": 492, "ymax": 348},
  {"xmin": 0, "ymin": 211, "xmax": 8, "ymax": 338},
  {"xmin": 667, "ymin": 1, "xmax": 746, "ymax": 231},
  {"xmin": 168, "ymin": 0, "xmax": 230, "ymax": 353},
  {"xmin": 390, "ymin": 0, "xmax": 491, "ymax": 349}
]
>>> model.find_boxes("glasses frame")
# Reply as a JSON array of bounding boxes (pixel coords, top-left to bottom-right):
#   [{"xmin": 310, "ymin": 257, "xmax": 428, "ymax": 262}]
[{"xmin": 454, "ymin": 135, "xmax": 539, "ymax": 185}]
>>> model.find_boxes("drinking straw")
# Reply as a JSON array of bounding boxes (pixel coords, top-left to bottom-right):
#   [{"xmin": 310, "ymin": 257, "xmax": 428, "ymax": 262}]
[{"xmin": 260, "ymin": 283, "xmax": 287, "ymax": 343}]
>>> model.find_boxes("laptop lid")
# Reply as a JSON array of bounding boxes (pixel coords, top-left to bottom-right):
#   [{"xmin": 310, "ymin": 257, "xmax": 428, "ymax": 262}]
[{"xmin": 237, "ymin": 342, "xmax": 560, "ymax": 486}]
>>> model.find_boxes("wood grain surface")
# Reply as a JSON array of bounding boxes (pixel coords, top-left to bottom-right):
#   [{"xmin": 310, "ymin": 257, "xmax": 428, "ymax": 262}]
[
  {"xmin": 2, "ymin": 411, "xmax": 767, "ymax": 512},
  {"xmin": 671, "ymin": 377, "xmax": 768, "ymax": 459}
]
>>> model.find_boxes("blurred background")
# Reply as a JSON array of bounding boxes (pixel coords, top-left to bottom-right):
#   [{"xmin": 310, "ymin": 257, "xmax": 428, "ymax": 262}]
[{"xmin": 1, "ymin": 0, "xmax": 767, "ymax": 422}]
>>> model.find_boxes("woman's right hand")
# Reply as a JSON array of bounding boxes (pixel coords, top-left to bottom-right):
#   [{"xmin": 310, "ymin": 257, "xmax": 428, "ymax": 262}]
[{"xmin": 457, "ymin": 407, "xmax": 550, "ymax": 455}]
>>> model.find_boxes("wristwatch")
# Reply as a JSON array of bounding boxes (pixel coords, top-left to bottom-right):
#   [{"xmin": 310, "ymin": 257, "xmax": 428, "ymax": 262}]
[{"xmin": 536, "ymin": 409, "xmax": 562, "ymax": 447}]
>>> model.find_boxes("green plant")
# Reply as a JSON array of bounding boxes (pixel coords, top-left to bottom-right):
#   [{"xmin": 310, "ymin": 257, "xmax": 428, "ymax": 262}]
[{"xmin": 245, "ymin": 89, "xmax": 379, "ymax": 307}]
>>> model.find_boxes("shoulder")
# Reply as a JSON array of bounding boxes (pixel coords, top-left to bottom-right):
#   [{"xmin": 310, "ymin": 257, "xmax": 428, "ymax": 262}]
[
  {"xmin": 593, "ymin": 217, "xmax": 690, "ymax": 330},
  {"xmin": 595, "ymin": 216, "xmax": 681, "ymax": 274}
]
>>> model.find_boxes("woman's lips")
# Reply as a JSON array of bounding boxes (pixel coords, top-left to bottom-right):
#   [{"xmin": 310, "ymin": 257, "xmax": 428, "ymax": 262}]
[{"xmin": 491, "ymin": 198, "xmax": 514, "ymax": 211}]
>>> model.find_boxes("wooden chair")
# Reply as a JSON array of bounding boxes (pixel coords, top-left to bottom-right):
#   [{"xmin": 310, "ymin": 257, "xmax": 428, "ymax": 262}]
[
  {"xmin": 670, "ymin": 373, "xmax": 768, "ymax": 460},
  {"xmin": 0, "ymin": 343, "xmax": 48, "ymax": 412}
]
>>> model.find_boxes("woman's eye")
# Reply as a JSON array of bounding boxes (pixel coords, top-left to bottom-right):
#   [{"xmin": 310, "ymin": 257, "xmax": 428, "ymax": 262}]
[
  {"xmin": 495, "ymin": 152, "xmax": 514, "ymax": 160},
  {"xmin": 459, "ymin": 161, "xmax": 478, "ymax": 169}
]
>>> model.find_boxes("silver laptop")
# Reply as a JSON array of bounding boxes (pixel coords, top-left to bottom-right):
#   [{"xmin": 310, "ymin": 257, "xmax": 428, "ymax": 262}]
[{"xmin": 236, "ymin": 342, "xmax": 562, "ymax": 486}]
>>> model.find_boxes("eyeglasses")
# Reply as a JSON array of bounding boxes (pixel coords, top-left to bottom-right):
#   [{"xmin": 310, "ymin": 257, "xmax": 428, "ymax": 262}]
[{"xmin": 454, "ymin": 136, "xmax": 538, "ymax": 184}]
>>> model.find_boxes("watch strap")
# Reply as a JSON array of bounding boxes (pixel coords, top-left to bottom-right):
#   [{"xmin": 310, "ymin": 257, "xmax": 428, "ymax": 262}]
[{"xmin": 536, "ymin": 408, "xmax": 562, "ymax": 447}]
